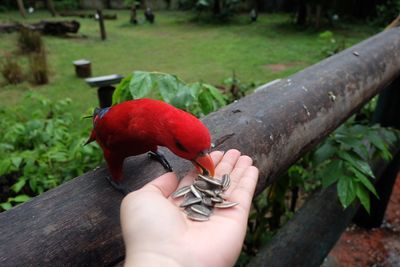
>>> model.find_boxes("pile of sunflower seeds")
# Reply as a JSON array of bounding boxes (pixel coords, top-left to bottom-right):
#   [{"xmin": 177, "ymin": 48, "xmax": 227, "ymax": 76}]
[{"xmin": 171, "ymin": 174, "xmax": 238, "ymax": 221}]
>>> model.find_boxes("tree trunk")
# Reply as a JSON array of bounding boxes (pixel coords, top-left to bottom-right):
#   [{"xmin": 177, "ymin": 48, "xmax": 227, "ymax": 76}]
[
  {"xmin": 213, "ymin": 0, "xmax": 221, "ymax": 16},
  {"xmin": 17, "ymin": 0, "xmax": 27, "ymax": 18},
  {"xmin": 296, "ymin": 0, "xmax": 306, "ymax": 25},
  {"xmin": 46, "ymin": 0, "xmax": 57, "ymax": 17}
]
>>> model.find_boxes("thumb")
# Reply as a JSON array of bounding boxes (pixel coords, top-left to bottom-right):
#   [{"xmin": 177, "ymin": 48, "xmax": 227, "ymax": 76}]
[{"xmin": 141, "ymin": 172, "xmax": 179, "ymax": 198}]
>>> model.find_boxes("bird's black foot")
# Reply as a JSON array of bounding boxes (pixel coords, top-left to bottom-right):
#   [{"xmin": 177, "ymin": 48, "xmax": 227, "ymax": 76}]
[
  {"xmin": 105, "ymin": 176, "xmax": 131, "ymax": 195},
  {"xmin": 148, "ymin": 150, "xmax": 173, "ymax": 172}
]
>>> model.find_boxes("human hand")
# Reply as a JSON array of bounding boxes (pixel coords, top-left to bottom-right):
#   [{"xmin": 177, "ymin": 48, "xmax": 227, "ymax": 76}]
[{"xmin": 120, "ymin": 149, "xmax": 259, "ymax": 267}]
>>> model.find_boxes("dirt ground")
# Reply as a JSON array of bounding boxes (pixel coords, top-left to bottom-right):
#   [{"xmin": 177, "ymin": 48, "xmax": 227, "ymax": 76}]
[{"xmin": 326, "ymin": 173, "xmax": 400, "ymax": 267}]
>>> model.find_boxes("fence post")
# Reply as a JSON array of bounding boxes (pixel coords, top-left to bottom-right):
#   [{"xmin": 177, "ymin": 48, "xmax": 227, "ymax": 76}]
[{"xmin": 353, "ymin": 76, "xmax": 400, "ymax": 228}]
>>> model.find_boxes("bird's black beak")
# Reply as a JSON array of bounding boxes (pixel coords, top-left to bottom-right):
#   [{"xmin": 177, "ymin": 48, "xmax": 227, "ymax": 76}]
[
  {"xmin": 84, "ymin": 131, "xmax": 96, "ymax": 146},
  {"xmin": 191, "ymin": 153, "xmax": 215, "ymax": 177}
]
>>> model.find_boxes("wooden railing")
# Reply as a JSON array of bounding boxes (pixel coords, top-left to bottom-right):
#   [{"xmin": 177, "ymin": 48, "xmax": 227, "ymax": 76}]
[{"xmin": 0, "ymin": 27, "xmax": 399, "ymax": 267}]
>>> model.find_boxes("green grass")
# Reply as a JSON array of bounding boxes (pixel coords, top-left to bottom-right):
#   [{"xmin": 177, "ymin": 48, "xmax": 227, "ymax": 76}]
[{"xmin": 0, "ymin": 10, "xmax": 379, "ymax": 117}]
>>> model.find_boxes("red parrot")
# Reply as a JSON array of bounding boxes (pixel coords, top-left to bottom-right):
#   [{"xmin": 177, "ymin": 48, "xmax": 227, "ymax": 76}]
[{"xmin": 86, "ymin": 98, "xmax": 215, "ymax": 192}]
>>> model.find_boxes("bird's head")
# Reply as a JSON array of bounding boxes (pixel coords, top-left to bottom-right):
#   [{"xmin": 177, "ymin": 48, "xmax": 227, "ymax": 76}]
[{"xmin": 164, "ymin": 112, "xmax": 215, "ymax": 177}]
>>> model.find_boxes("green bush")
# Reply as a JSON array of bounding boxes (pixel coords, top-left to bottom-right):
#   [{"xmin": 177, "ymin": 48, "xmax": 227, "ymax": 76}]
[
  {"xmin": 17, "ymin": 28, "xmax": 43, "ymax": 54},
  {"xmin": 1, "ymin": 56, "xmax": 24, "ymax": 84},
  {"xmin": 0, "ymin": 94, "xmax": 102, "ymax": 211},
  {"xmin": 113, "ymin": 71, "xmax": 227, "ymax": 117},
  {"xmin": 54, "ymin": 0, "xmax": 80, "ymax": 10}
]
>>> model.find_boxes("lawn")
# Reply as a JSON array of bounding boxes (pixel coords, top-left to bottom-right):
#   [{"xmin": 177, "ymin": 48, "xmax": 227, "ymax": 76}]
[{"xmin": 0, "ymin": 10, "xmax": 379, "ymax": 117}]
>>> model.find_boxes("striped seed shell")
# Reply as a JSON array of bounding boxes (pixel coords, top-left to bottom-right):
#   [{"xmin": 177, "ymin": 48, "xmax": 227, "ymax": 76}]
[
  {"xmin": 198, "ymin": 174, "xmax": 222, "ymax": 186},
  {"xmin": 171, "ymin": 185, "xmax": 191, "ymax": 198},
  {"xmin": 190, "ymin": 204, "xmax": 212, "ymax": 216},
  {"xmin": 214, "ymin": 201, "xmax": 239, "ymax": 208}
]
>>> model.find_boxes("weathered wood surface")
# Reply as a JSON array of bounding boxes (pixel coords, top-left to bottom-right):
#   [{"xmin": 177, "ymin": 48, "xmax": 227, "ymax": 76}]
[
  {"xmin": 247, "ymin": 147, "xmax": 400, "ymax": 267},
  {"xmin": 0, "ymin": 28, "xmax": 400, "ymax": 266},
  {"xmin": 0, "ymin": 21, "xmax": 80, "ymax": 35}
]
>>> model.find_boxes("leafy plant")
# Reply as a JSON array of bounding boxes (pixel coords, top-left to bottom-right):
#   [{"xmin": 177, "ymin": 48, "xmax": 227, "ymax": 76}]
[
  {"xmin": 17, "ymin": 28, "xmax": 43, "ymax": 54},
  {"xmin": 311, "ymin": 122, "xmax": 398, "ymax": 212},
  {"xmin": 374, "ymin": 0, "xmax": 400, "ymax": 26},
  {"xmin": 0, "ymin": 94, "xmax": 102, "ymax": 211},
  {"xmin": 113, "ymin": 71, "xmax": 227, "ymax": 117},
  {"xmin": 1, "ymin": 55, "xmax": 24, "ymax": 84},
  {"xmin": 319, "ymin": 30, "xmax": 346, "ymax": 58},
  {"xmin": 29, "ymin": 48, "xmax": 49, "ymax": 85}
]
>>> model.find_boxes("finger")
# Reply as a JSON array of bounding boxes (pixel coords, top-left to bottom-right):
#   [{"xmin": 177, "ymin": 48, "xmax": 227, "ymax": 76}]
[
  {"xmin": 141, "ymin": 172, "xmax": 179, "ymax": 198},
  {"xmin": 229, "ymin": 166, "xmax": 259, "ymax": 212},
  {"xmin": 224, "ymin": 155, "xmax": 253, "ymax": 196},
  {"xmin": 214, "ymin": 149, "xmax": 242, "ymax": 178},
  {"xmin": 178, "ymin": 150, "xmax": 225, "ymax": 187}
]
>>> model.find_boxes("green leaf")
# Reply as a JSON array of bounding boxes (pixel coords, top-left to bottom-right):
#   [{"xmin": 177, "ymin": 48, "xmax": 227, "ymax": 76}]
[
  {"xmin": 113, "ymin": 75, "xmax": 132, "ymax": 104},
  {"xmin": 11, "ymin": 156, "xmax": 23, "ymax": 168},
  {"xmin": 348, "ymin": 166, "xmax": 378, "ymax": 198},
  {"xmin": 356, "ymin": 183, "xmax": 370, "ymax": 214},
  {"xmin": 0, "ymin": 159, "xmax": 11, "ymax": 176},
  {"xmin": 157, "ymin": 73, "xmax": 180, "ymax": 103},
  {"xmin": 319, "ymin": 160, "xmax": 342, "ymax": 188},
  {"xmin": 198, "ymin": 90, "xmax": 214, "ymax": 115},
  {"xmin": 12, "ymin": 194, "xmax": 31, "ymax": 203},
  {"xmin": 0, "ymin": 202, "xmax": 12, "ymax": 211},
  {"xmin": 338, "ymin": 151, "xmax": 375, "ymax": 178},
  {"xmin": 337, "ymin": 176, "xmax": 356, "ymax": 209},
  {"xmin": 313, "ymin": 142, "xmax": 336, "ymax": 165},
  {"xmin": 367, "ymin": 130, "xmax": 386, "ymax": 152},
  {"xmin": 129, "ymin": 71, "xmax": 153, "ymax": 99},
  {"xmin": 202, "ymin": 83, "xmax": 226, "ymax": 106},
  {"xmin": 11, "ymin": 178, "xmax": 26, "ymax": 193}
]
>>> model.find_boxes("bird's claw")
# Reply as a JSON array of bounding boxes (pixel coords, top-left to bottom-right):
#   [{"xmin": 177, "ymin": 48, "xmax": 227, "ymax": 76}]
[
  {"xmin": 105, "ymin": 176, "xmax": 131, "ymax": 195},
  {"xmin": 148, "ymin": 151, "xmax": 173, "ymax": 172}
]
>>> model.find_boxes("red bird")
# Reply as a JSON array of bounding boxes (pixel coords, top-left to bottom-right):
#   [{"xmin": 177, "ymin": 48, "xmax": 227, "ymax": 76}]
[{"xmin": 86, "ymin": 98, "xmax": 215, "ymax": 192}]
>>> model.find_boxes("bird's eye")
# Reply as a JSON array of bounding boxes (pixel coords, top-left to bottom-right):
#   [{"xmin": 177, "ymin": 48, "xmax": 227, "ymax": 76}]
[{"xmin": 175, "ymin": 140, "xmax": 188, "ymax": 152}]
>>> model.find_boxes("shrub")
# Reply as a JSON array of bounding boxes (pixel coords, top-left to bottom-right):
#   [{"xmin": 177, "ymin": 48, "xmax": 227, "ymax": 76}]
[
  {"xmin": 17, "ymin": 27, "xmax": 43, "ymax": 54},
  {"xmin": 113, "ymin": 71, "xmax": 227, "ymax": 117},
  {"xmin": 29, "ymin": 48, "xmax": 49, "ymax": 85},
  {"xmin": 0, "ymin": 94, "xmax": 102, "ymax": 211},
  {"xmin": 1, "ymin": 56, "xmax": 24, "ymax": 84}
]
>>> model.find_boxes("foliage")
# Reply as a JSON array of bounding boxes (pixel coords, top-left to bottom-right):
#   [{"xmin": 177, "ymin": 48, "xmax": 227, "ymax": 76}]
[
  {"xmin": 312, "ymin": 121, "xmax": 398, "ymax": 211},
  {"xmin": 374, "ymin": 0, "xmax": 400, "ymax": 26},
  {"xmin": 222, "ymin": 73, "xmax": 260, "ymax": 101},
  {"xmin": 29, "ymin": 48, "xmax": 49, "ymax": 85},
  {"xmin": 1, "ymin": 55, "xmax": 24, "ymax": 85},
  {"xmin": 113, "ymin": 71, "xmax": 227, "ymax": 117},
  {"xmin": 0, "ymin": 94, "xmax": 102, "ymax": 211},
  {"xmin": 180, "ymin": 0, "xmax": 241, "ymax": 21},
  {"xmin": 319, "ymin": 30, "xmax": 346, "ymax": 58},
  {"xmin": 17, "ymin": 28, "xmax": 43, "ymax": 54},
  {"xmin": 53, "ymin": 0, "xmax": 80, "ymax": 10}
]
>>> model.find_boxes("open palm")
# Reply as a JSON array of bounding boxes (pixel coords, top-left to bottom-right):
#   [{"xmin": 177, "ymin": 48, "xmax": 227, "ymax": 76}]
[{"xmin": 121, "ymin": 149, "xmax": 259, "ymax": 267}]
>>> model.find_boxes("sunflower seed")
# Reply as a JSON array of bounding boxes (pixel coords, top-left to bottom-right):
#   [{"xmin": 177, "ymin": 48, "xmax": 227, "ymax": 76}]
[
  {"xmin": 190, "ymin": 185, "xmax": 202, "ymax": 198},
  {"xmin": 194, "ymin": 180, "xmax": 210, "ymax": 190},
  {"xmin": 222, "ymin": 174, "xmax": 230, "ymax": 191},
  {"xmin": 186, "ymin": 210, "xmax": 210, "ymax": 221},
  {"xmin": 214, "ymin": 201, "xmax": 239, "ymax": 208},
  {"xmin": 180, "ymin": 195, "xmax": 202, "ymax": 207},
  {"xmin": 211, "ymin": 196, "xmax": 224, "ymax": 203},
  {"xmin": 191, "ymin": 204, "xmax": 212, "ymax": 216},
  {"xmin": 204, "ymin": 189, "xmax": 217, "ymax": 197},
  {"xmin": 171, "ymin": 185, "xmax": 191, "ymax": 198},
  {"xmin": 177, "ymin": 172, "xmax": 238, "ymax": 221},
  {"xmin": 198, "ymin": 174, "xmax": 222, "ymax": 186},
  {"xmin": 202, "ymin": 197, "xmax": 213, "ymax": 206}
]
